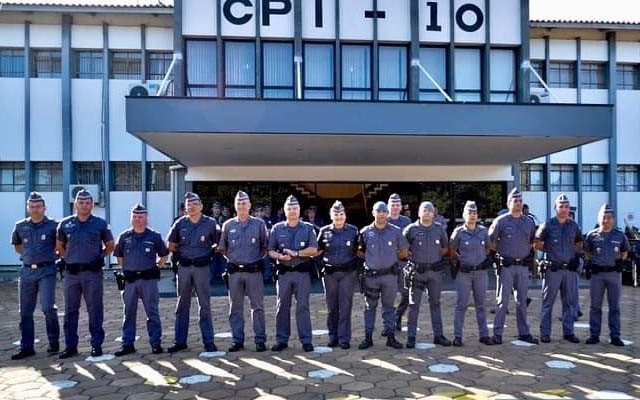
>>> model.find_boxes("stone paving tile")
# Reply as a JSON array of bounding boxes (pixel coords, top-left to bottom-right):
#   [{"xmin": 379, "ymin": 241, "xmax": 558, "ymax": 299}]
[{"xmin": 1, "ymin": 282, "xmax": 639, "ymax": 399}]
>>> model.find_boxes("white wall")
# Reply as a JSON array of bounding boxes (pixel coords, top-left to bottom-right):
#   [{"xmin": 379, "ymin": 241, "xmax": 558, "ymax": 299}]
[
  {"xmin": 581, "ymin": 40, "xmax": 607, "ymax": 61},
  {"xmin": 109, "ymin": 192, "xmax": 142, "ymax": 241},
  {"xmin": 530, "ymin": 39, "xmax": 545, "ymax": 59},
  {"xmin": 30, "ymin": 79, "xmax": 62, "ymax": 161},
  {"xmin": 490, "ymin": 0, "xmax": 520, "ymax": 45},
  {"xmin": 522, "ymin": 191, "xmax": 547, "ymax": 223},
  {"xmin": 616, "ymin": 91, "xmax": 640, "ymax": 164},
  {"xmin": 377, "ymin": 0, "xmax": 410, "ymax": 42},
  {"xmin": 0, "ymin": 24, "xmax": 25, "ymax": 47},
  {"xmin": 71, "ymin": 24, "xmax": 103, "ymax": 49},
  {"xmin": 30, "ymin": 24, "xmax": 61, "ymax": 48},
  {"xmin": 616, "ymin": 41, "xmax": 640, "ymax": 63},
  {"xmin": 147, "ymin": 191, "xmax": 173, "ymax": 238},
  {"xmin": 108, "ymin": 26, "xmax": 141, "ymax": 49},
  {"xmin": 302, "ymin": 0, "xmax": 335, "ymax": 40},
  {"xmin": 0, "ymin": 79, "xmax": 25, "ymax": 160},
  {"xmin": 582, "ymin": 192, "xmax": 609, "ymax": 231},
  {"xmin": 549, "ymin": 39, "xmax": 577, "ymax": 60},
  {"xmin": 339, "ymin": 0, "xmax": 373, "ymax": 41},
  {"xmin": 72, "ymin": 79, "xmax": 103, "ymax": 161},
  {"xmin": 109, "ymin": 80, "xmax": 143, "ymax": 160},
  {"xmin": 146, "ymin": 27, "xmax": 173, "ymax": 50},
  {"xmin": 182, "ymin": 0, "xmax": 216, "ymax": 37},
  {"xmin": 0, "ymin": 193, "xmax": 27, "ymax": 265},
  {"xmin": 617, "ymin": 192, "xmax": 640, "ymax": 230}
]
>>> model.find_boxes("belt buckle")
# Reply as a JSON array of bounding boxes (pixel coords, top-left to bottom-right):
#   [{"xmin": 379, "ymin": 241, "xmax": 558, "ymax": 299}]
[
  {"xmin": 238, "ymin": 264, "xmax": 245, "ymax": 269},
  {"xmin": 30, "ymin": 264, "xmax": 38, "ymax": 269}
]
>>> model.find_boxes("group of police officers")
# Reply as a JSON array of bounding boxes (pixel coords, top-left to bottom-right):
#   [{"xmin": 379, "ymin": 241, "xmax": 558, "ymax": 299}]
[{"xmin": 10, "ymin": 186, "xmax": 630, "ymax": 360}]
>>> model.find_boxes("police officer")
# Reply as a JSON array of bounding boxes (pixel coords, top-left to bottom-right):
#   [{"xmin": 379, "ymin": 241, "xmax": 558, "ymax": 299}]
[
  {"xmin": 218, "ymin": 191, "xmax": 268, "ymax": 353},
  {"xmin": 317, "ymin": 201, "xmax": 359, "ymax": 350},
  {"xmin": 167, "ymin": 192, "xmax": 220, "ymax": 353},
  {"xmin": 113, "ymin": 204, "xmax": 169, "ymax": 356},
  {"xmin": 449, "ymin": 201, "xmax": 494, "ymax": 347},
  {"xmin": 584, "ymin": 204, "xmax": 630, "ymax": 346},
  {"xmin": 357, "ymin": 201, "xmax": 409, "ymax": 350},
  {"xmin": 404, "ymin": 201, "xmax": 451, "ymax": 348},
  {"xmin": 56, "ymin": 189, "xmax": 114, "ymax": 358},
  {"xmin": 386, "ymin": 194, "xmax": 412, "ymax": 333},
  {"xmin": 535, "ymin": 194, "xmax": 583, "ymax": 343},
  {"xmin": 488, "ymin": 187, "xmax": 538, "ymax": 345},
  {"xmin": 268, "ymin": 195, "xmax": 318, "ymax": 352},
  {"xmin": 10, "ymin": 192, "xmax": 60, "ymax": 360}
]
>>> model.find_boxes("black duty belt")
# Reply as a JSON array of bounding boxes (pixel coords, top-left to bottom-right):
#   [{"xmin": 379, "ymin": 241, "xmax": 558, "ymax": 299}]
[
  {"xmin": 177, "ymin": 256, "xmax": 211, "ymax": 268},
  {"xmin": 23, "ymin": 261, "xmax": 55, "ymax": 269},
  {"xmin": 459, "ymin": 262, "xmax": 488, "ymax": 273},
  {"xmin": 415, "ymin": 260, "xmax": 447, "ymax": 273},
  {"xmin": 364, "ymin": 265, "xmax": 396, "ymax": 277},
  {"xmin": 591, "ymin": 264, "xmax": 621, "ymax": 273},
  {"xmin": 323, "ymin": 260, "xmax": 357, "ymax": 274},
  {"xmin": 276, "ymin": 261, "xmax": 313, "ymax": 274},
  {"xmin": 66, "ymin": 259, "xmax": 104, "ymax": 274},
  {"xmin": 227, "ymin": 262, "xmax": 263, "ymax": 274},
  {"xmin": 123, "ymin": 268, "xmax": 161, "ymax": 282},
  {"xmin": 498, "ymin": 255, "xmax": 532, "ymax": 268}
]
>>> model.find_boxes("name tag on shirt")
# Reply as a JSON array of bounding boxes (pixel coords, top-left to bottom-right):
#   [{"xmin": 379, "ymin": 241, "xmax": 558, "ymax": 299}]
[{"xmin": 300, "ymin": 241, "xmax": 306, "ymax": 247}]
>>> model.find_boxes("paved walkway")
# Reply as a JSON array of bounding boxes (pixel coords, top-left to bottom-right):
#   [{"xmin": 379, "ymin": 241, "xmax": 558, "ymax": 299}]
[{"xmin": 0, "ymin": 278, "xmax": 638, "ymax": 400}]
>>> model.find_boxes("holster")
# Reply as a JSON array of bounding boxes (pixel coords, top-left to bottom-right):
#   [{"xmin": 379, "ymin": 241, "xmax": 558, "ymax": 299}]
[
  {"xmin": 403, "ymin": 260, "xmax": 417, "ymax": 289},
  {"xmin": 56, "ymin": 259, "xmax": 66, "ymax": 279},
  {"xmin": 222, "ymin": 270, "xmax": 230, "ymax": 290},
  {"xmin": 450, "ymin": 259, "xmax": 460, "ymax": 279},
  {"xmin": 113, "ymin": 270, "xmax": 126, "ymax": 291}
]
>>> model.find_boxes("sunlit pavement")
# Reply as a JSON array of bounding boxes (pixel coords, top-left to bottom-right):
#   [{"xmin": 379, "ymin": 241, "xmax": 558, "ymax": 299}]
[{"xmin": 1, "ymin": 278, "xmax": 638, "ymax": 400}]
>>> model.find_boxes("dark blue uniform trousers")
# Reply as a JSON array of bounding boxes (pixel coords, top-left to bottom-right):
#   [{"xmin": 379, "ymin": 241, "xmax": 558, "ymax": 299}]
[
  {"xmin": 364, "ymin": 274, "xmax": 398, "ymax": 335},
  {"xmin": 323, "ymin": 270, "xmax": 357, "ymax": 344},
  {"xmin": 589, "ymin": 271, "xmax": 622, "ymax": 338},
  {"xmin": 454, "ymin": 270, "xmax": 489, "ymax": 338},
  {"xmin": 540, "ymin": 269, "xmax": 578, "ymax": 337},
  {"xmin": 121, "ymin": 278, "xmax": 162, "ymax": 346},
  {"xmin": 275, "ymin": 271, "xmax": 312, "ymax": 345},
  {"xmin": 493, "ymin": 265, "xmax": 531, "ymax": 337},
  {"xmin": 228, "ymin": 271, "xmax": 266, "ymax": 345},
  {"xmin": 19, "ymin": 264, "xmax": 60, "ymax": 350},
  {"xmin": 407, "ymin": 270, "xmax": 444, "ymax": 338},
  {"xmin": 175, "ymin": 266, "xmax": 214, "ymax": 346},
  {"xmin": 64, "ymin": 270, "xmax": 104, "ymax": 348}
]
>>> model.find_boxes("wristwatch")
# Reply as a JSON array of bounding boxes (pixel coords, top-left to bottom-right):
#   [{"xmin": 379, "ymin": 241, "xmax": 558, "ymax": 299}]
[{"xmin": 294, "ymin": 250, "xmax": 299, "ymax": 257}]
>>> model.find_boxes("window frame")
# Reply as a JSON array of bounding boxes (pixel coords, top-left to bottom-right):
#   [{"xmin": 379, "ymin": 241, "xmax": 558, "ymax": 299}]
[
  {"xmin": 261, "ymin": 41, "xmax": 295, "ymax": 99},
  {"xmin": 490, "ymin": 47, "xmax": 517, "ymax": 103},
  {"xmin": 616, "ymin": 63, "xmax": 639, "ymax": 90},
  {"xmin": 74, "ymin": 49, "xmax": 103, "ymax": 79},
  {"xmin": 32, "ymin": 49, "xmax": 62, "ymax": 78},
  {"xmin": 0, "ymin": 162, "xmax": 26, "ymax": 192},
  {"xmin": 341, "ymin": 43, "xmax": 372, "ymax": 100},
  {"xmin": 529, "ymin": 59, "xmax": 545, "ymax": 88},
  {"xmin": 520, "ymin": 164, "xmax": 545, "ymax": 192},
  {"xmin": 185, "ymin": 38, "xmax": 218, "ymax": 97},
  {"xmin": 581, "ymin": 62, "xmax": 607, "ymax": 90},
  {"xmin": 32, "ymin": 162, "xmax": 62, "ymax": 192},
  {"xmin": 224, "ymin": 40, "xmax": 257, "ymax": 98},
  {"xmin": 109, "ymin": 50, "xmax": 142, "ymax": 80},
  {"xmin": 548, "ymin": 61, "xmax": 576, "ymax": 89},
  {"xmin": 418, "ymin": 45, "xmax": 448, "ymax": 102},
  {"xmin": 147, "ymin": 162, "xmax": 173, "ymax": 191},
  {"xmin": 377, "ymin": 43, "xmax": 409, "ymax": 101},
  {"xmin": 111, "ymin": 161, "xmax": 142, "ymax": 192},
  {"xmin": 549, "ymin": 164, "xmax": 577, "ymax": 192},
  {"xmin": 616, "ymin": 165, "xmax": 639, "ymax": 192},
  {"xmin": 302, "ymin": 41, "xmax": 335, "ymax": 100},
  {"xmin": 454, "ymin": 46, "xmax": 482, "ymax": 102},
  {"xmin": 581, "ymin": 164, "xmax": 607, "ymax": 192},
  {"xmin": 0, "ymin": 48, "xmax": 25, "ymax": 78}
]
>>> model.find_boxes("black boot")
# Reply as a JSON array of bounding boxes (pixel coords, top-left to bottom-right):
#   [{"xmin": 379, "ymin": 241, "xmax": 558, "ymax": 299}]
[
  {"xmin": 358, "ymin": 332, "xmax": 373, "ymax": 350},
  {"xmin": 386, "ymin": 334, "xmax": 403, "ymax": 349}
]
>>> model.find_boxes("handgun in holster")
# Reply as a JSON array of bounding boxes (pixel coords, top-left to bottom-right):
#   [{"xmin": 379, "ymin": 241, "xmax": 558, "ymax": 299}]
[
  {"xmin": 356, "ymin": 262, "xmax": 366, "ymax": 294},
  {"xmin": 113, "ymin": 270, "xmax": 126, "ymax": 291},
  {"xmin": 403, "ymin": 260, "xmax": 417, "ymax": 289},
  {"xmin": 170, "ymin": 252, "xmax": 179, "ymax": 275},
  {"xmin": 222, "ymin": 270, "xmax": 230, "ymax": 290},
  {"xmin": 450, "ymin": 258, "xmax": 460, "ymax": 280},
  {"xmin": 56, "ymin": 259, "xmax": 66, "ymax": 280}
]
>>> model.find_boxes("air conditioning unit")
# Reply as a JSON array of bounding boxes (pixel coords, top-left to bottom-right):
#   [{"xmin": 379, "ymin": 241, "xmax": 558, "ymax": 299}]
[
  {"xmin": 530, "ymin": 87, "xmax": 550, "ymax": 103},
  {"xmin": 68, "ymin": 184, "xmax": 101, "ymax": 203},
  {"xmin": 128, "ymin": 82, "xmax": 160, "ymax": 97}
]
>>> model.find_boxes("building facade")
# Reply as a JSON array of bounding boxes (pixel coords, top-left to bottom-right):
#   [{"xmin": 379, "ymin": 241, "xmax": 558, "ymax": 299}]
[{"xmin": 0, "ymin": 0, "xmax": 638, "ymax": 266}]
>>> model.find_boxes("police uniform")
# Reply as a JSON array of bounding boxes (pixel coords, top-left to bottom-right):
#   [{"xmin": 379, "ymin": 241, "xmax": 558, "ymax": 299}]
[
  {"xmin": 488, "ymin": 188, "xmax": 537, "ymax": 344},
  {"xmin": 450, "ymin": 201, "xmax": 493, "ymax": 345},
  {"xmin": 268, "ymin": 195, "xmax": 318, "ymax": 352},
  {"xmin": 404, "ymin": 202, "xmax": 450, "ymax": 347},
  {"xmin": 317, "ymin": 201, "xmax": 359, "ymax": 349},
  {"xmin": 113, "ymin": 204, "xmax": 169, "ymax": 355},
  {"xmin": 584, "ymin": 204, "xmax": 630, "ymax": 346},
  {"xmin": 218, "ymin": 191, "xmax": 268, "ymax": 352},
  {"xmin": 57, "ymin": 190, "xmax": 114, "ymax": 358},
  {"xmin": 167, "ymin": 192, "xmax": 220, "ymax": 352},
  {"xmin": 358, "ymin": 201, "xmax": 410, "ymax": 350},
  {"xmin": 10, "ymin": 192, "xmax": 60, "ymax": 359},
  {"xmin": 386, "ymin": 194, "xmax": 413, "ymax": 331},
  {"xmin": 536, "ymin": 194, "xmax": 583, "ymax": 343}
]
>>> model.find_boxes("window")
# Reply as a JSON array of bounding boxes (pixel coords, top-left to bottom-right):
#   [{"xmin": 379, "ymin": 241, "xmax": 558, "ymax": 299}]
[
  {"xmin": 582, "ymin": 165, "xmax": 606, "ymax": 191},
  {"xmin": 529, "ymin": 60, "xmax": 545, "ymax": 88},
  {"xmin": 581, "ymin": 62, "xmax": 606, "ymax": 89},
  {"xmin": 33, "ymin": 162, "xmax": 62, "ymax": 192},
  {"xmin": 225, "ymin": 41, "xmax": 256, "ymax": 98},
  {"xmin": 550, "ymin": 164, "xmax": 576, "ymax": 192},
  {"xmin": 520, "ymin": 164, "xmax": 545, "ymax": 191},
  {"xmin": 111, "ymin": 162, "xmax": 141, "ymax": 191},
  {"xmin": 0, "ymin": 49, "xmax": 24, "ymax": 77},
  {"xmin": 262, "ymin": 42, "xmax": 293, "ymax": 99},
  {"xmin": 74, "ymin": 162, "xmax": 103, "ymax": 187},
  {"xmin": 304, "ymin": 43, "xmax": 334, "ymax": 99},
  {"xmin": 454, "ymin": 48, "xmax": 481, "ymax": 102},
  {"xmin": 378, "ymin": 45, "xmax": 407, "ymax": 101},
  {"xmin": 548, "ymin": 61, "xmax": 576, "ymax": 88},
  {"xmin": 110, "ymin": 51, "xmax": 141, "ymax": 80},
  {"xmin": 341, "ymin": 44, "xmax": 371, "ymax": 100},
  {"xmin": 74, "ymin": 50, "xmax": 103, "ymax": 79},
  {"xmin": 32, "ymin": 50, "xmax": 61, "ymax": 78},
  {"xmin": 148, "ymin": 51, "xmax": 173, "ymax": 80},
  {"xmin": 147, "ymin": 162, "xmax": 172, "ymax": 191},
  {"xmin": 186, "ymin": 40, "xmax": 217, "ymax": 97},
  {"xmin": 617, "ymin": 64, "xmax": 639, "ymax": 90},
  {"xmin": 617, "ymin": 165, "xmax": 639, "ymax": 192},
  {"xmin": 490, "ymin": 49, "xmax": 516, "ymax": 103},
  {"xmin": 419, "ymin": 47, "xmax": 447, "ymax": 101},
  {"xmin": 0, "ymin": 162, "xmax": 25, "ymax": 192}
]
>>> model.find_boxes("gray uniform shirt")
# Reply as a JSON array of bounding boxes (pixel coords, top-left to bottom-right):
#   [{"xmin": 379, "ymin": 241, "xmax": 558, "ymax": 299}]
[
  {"xmin": 268, "ymin": 221, "xmax": 318, "ymax": 267},
  {"xmin": 11, "ymin": 216, "xmax": 58, "ymax": 265},
  {"xmin": 317, "ymin": 224, "xmax": 359, "ymax": 266},
  {"xmin": 450, "ymin": 224, "xmax": 490, "ymax": 267},
  {"xmin": 403, "ymin": 221, "xmax": 448, "ymax": 264},
  {"xmin": 584, "ymin": 228, "xmax": 630, "ymax": 266},
  {"xmin": 358, "ymin": 223, "xmax": 410, "ymax": 270},
  {"xmin": 218, "ymin": 216, "xmax": 268, "ymax": 264},
  {"xmin": 488, "ymin": 213, "xmax": 535, "ymax": 260},
  {"xmin": 536, "ymin": 217, "xmax": 583, "ymax": 264},
  {"xmin": 57, "ymin": 215, "xmax": 113, "ymax": 264},
  {"xmin": 388, "ymin": 215, "xmax": 412, "ymax": 230},
  {"xmin": 167, "ymin": 215, "xmax": 220, "ymax": 259},
  {"xmin": 113, "ymin": 228, "xmax": 169, "ymax": 271}
]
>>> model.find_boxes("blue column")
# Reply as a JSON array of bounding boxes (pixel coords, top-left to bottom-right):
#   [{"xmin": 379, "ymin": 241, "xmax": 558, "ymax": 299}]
[{"xmin": 62, "ymin": 15, "xmax": 72, "ymax": 208}]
